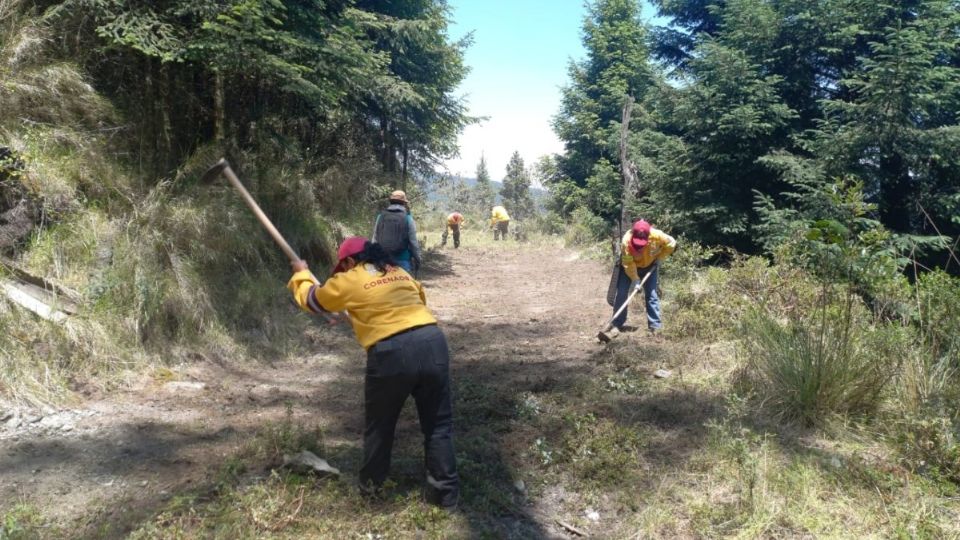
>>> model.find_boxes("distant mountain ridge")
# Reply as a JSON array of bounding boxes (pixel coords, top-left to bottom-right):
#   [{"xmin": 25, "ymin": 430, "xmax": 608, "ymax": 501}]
[{"xmin": 426, "ymin": 176, "xmax": 547, "ymax": 207}]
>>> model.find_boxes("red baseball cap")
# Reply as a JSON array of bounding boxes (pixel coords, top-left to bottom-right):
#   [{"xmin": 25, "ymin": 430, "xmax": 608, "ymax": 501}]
[
  {"xmin": 630, "ymin": 220, "xmax": 651, "ymax": 251},
  {"xmin": 331, "ymin": 236, "xmax": 367, "ymax": 274}
]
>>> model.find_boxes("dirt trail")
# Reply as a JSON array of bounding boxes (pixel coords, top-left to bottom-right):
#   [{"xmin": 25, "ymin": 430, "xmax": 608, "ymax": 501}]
[{"xmin": 0, "ymin": 242, "xmax": 613, "ymax": 536}]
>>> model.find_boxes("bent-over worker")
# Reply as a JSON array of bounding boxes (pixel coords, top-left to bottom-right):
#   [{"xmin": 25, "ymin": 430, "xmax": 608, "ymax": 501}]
[
  {"xmin": 490, "ymin": 205, "xmax": 510, "ymax": 241},
  {"xmin": 611, "ymin": 219, "xmax": 676, "ymax": 334},
  {"xmin": 287, "ymin": 237, "xmax": 459, "ymax": 509},
  {"xmin": 441, "ymin": 212, "xmax": 464, "ymax": 248}
]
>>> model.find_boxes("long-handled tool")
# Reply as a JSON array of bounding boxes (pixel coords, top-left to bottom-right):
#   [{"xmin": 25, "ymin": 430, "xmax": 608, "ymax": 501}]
[
  {"xmin": 597, "ymin": 269, "xmax": 653, "ymax": 343},
  {"xmin": 201, "ymin": 158, "xmax": 340, "ymax": 324}
]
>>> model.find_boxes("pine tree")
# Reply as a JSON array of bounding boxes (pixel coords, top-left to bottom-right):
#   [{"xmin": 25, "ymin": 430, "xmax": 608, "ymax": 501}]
[
  {"xmin": 552, "ymin": 0, "xmax": 654, "ymax": 221},
  {"xmin": 812, "ymin": 0, "xmax": 960, "ymax": 234},
  {"xmin": 472, "ymin": 155, "xmax": 496, "ymax": 211},
  {"xmin": 499, "ymin": 151, "xmax": 535, "ymax": 220}
]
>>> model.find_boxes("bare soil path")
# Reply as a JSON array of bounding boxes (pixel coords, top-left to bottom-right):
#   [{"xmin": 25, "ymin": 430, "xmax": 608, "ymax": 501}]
[{"xmin": 0, "ymin": 242, "xmax": 614, "ymax": 537}]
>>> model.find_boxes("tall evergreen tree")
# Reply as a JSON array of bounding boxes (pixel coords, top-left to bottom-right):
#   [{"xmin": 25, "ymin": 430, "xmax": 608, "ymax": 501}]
[
  {"xmin": 552, "ymin": 0, "xmax": 653, "ymax": 221},
  {"xmin": 500, "ymin": 151, "xmax": 535, "ymax": 220},
  {"xmin": 811, "ymin": 0, "xmax": 960, "ymax": 234},
  {"xmin": 472, "ymin": 154, "xmax": 496, "ymax": 210}
]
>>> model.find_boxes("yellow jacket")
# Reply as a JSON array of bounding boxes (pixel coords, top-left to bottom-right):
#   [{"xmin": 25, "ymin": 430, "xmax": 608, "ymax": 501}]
[
  {"xmin": 620, "ymin": 229, "xmax": 677, "ymax": 281},
  {"xmin": 490, "ymin": 206, "xmax": 510, "ymax": 225},
  {"xmin": 287, "ymin": 265, "xmax": 436, "ymax": 350}
]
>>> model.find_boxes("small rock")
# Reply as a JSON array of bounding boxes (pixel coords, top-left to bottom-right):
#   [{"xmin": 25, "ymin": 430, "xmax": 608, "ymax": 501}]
[
  {"xmin": 0, "ymin": 410, "xmax": 13, "ymax": 422},
  {"xmin": 40, "ymin": 416, "xmax": 63, "ymax": 429},
  {"xmin": 585, "ymin": 508, "xmax": 600, "ymax": 522},
  {"xmin": 5, "ymin": 415, "xmax": 20, "ymax": 429},
  {"xmin": 830, "ymin": 457, "xmax": 842, "ymax": 469},
  {"xmin": 140, "ymin": 480, "xmax": 148, "ymax": 487},
  {"xmin": 653, "ymin": 369, "xmax": 672, "ymax": 379},
  {"xmin": 163, "ymin": 381, "xmax": 206, "ymax": 392},
  {"xmin": 61, "ymin": 423, "xmax": 74, "ymax": 432},
  {"xmin": 281, "ymin": 450, "xmax": 340, "ymax": 478},
  {"xmin": 513, "ymin": 479, "xmax": 525, "ymax": 492},
  {"xmin": 25, "ymin": 414, "xmax": 42, "ymax": 424}
]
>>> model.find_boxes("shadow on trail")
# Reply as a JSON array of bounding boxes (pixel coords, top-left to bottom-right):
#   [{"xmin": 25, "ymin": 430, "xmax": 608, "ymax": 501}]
[
  {"xmin": 418, "ymin": 247, "xmax": 458, "ymax": 283},
  {"xmin": 0, "ymin": 420, "xmax": 255, "ymax": 539},
  {"xmin": 311, "ymin": 317, "xmax": 594, "ymax": 538}
]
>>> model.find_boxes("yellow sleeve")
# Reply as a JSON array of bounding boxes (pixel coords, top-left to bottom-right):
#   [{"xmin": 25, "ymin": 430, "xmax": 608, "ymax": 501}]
[
  {"xmin": 286, "ymin": 270, "xmax": 350, "ymax": 313},
  {"xmin": 287, "ymin": 270, "xmax": 321, "ymax": 313},
  {"xmin": 621, "ymin": 252, "xmax": 640, "ymax": 281},
  {"xmin": 653, "ymin": 231, "xmax": 677, "ymax": 261}
]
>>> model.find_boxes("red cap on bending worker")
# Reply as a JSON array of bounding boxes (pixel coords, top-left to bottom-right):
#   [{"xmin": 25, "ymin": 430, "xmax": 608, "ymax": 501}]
[
  {"xmin": 630, "ymin": 220, "xmax": 652, "ymax": 252},
  {"xmin": 331, "ymin": 236, "xmax": 368, "ymax": 275}
]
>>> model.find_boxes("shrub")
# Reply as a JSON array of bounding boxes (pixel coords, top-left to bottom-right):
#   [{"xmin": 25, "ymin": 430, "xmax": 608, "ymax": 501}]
[
  {"xmin": 740, "ymin": 289, "xmax": 901, "ymax": 425},
  {"xmin": 529, "ymin": 211, "xmax": 565, "ymax": 236},
  {"xmin": 564, "ymin": 206, "xmax": 607, "ymax": 246}
]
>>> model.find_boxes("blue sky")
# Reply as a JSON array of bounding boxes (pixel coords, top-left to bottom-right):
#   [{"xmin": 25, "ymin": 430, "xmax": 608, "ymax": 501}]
[{"xmin": 442, "ymin": 1, "xmax": 667, "ymax": 182}]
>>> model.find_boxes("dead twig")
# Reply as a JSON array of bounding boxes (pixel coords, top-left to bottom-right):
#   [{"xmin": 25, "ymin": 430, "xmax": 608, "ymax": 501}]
[{"xmin": 556, "ymin": 519, "xmax": 588, "ymax": 537}]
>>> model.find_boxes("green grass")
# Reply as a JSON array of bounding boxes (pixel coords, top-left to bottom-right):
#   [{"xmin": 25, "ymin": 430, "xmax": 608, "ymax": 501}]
[{"xmin": 116, "ymin": 310, "xmax": 959, "ymax": 538}]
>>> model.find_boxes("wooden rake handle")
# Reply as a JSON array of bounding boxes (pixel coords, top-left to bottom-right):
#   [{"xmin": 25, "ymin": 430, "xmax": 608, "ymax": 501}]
[
  {"xmin": 216, "ymin": 159, "xmax": 300, "ymax": 263},
  {"xmin": 206, "ymin": 159, "xmax": 340, "ymax": 325},
  {"xmin": 601, "ymin": 268, "xmax": 653, "ymax": 332}
]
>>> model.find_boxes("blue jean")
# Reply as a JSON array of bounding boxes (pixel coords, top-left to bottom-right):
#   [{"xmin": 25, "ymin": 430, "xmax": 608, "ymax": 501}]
[
  {"xmin": 612, "ymin": 264, "xmax": 661, "ymax": 330},
  {"xmin": 395, "ymin": 258, "xmax": 413, "ymax": 273}
]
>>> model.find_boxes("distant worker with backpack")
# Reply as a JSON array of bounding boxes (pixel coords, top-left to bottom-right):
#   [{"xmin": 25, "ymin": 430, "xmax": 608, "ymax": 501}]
[
  {"xmin": 490, "ymin": 205, "xmax": 510, "ymax": 241},
  {"xmin": 372, "ymin": 190, "xmax": 422, "ymax": 275},
  {"xmin": 440, "ymin": 212, "xmax": 464, "ymax": 248},
  {"xmin": 609, "ymin": 219, "xmax": 676, "ymax": 334}
]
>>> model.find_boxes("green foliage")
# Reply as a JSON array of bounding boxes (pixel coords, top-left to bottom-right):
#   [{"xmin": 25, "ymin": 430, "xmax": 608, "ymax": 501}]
[
  {"xmin": 498, "ymin": 151, "xmax": 535, "ymax": 220},
  {"xmin": 252, "ymin": 403, "xmax": 326, "ymax": 463},
  {"xmin": 636, "ymin": 0, "xmax": 960, "ymax": 250},
  {"xmin": 916, "ymin": 270, "xmax": 960, "ymax": 364},
  {"xmin": 0, "ymin": 504, "xmax": 48, "ymax": 540},
  {"xmin": 553, "ymin": 0, "xmax": 653, "ymax": 222},
  {"xmin": 556, "ymin": 412, "xmax": 646, "ymax": 485},
  {"xmin": 565, "ymin": 206, "xmax": 608, "ymax": 246},
  {"xmin": 740, "ymin": 292, "xmax": 902, "ymax": 426},
  {"xmin": 471, "ymin": 155, "xmax": 496, "ymax": 210},
  {"xmin": 811, "ymin": 0, "xmax": 960, "ymax": 234},
  {"xmin": 529, "ymin": 211, "xmax": 566, "ymax": 237}
]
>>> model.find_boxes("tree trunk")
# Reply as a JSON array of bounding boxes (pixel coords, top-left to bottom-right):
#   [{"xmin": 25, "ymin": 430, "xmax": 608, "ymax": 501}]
[
  {"xmin": 401, "ymin": 140, "xmax": 408, "ymax": 191},
  {"xmin": 618, "ymin": 95, "xmax": 638, "ymax": 238},
  {"xmin": 213, "ymin": 70, "xmax": 225, "ymax": 144}
]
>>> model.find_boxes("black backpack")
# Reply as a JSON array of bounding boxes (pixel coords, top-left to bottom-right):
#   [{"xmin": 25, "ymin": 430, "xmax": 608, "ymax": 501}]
[{"xmin": 375, "ymin": 209, "xmax": 409, "ymax": 255}]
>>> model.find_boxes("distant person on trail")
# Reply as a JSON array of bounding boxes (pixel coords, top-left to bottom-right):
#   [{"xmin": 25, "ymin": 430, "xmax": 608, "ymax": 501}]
[
  {"xmin": 287, "ymin": 237, "xmax": 459, "ymax": 510},
  {"xmin": 440, "ymin": 212, "xmax": 464, "ymax": 248},
  {"xmin": 609, "ymin": 219, "xmax": 676, "ymax": 334},
  {"xmin": 372, "ymin": 190, "xmax": 422, "ymax": 275},
  {"xmin": 489, "ymin": 205, "xmax": 510, "ymax": 241}
]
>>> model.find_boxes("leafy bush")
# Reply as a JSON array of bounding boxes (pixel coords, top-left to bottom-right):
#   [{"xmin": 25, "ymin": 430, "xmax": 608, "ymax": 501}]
[
  {"xmin": 529, "ymin": 211, "xmax": 565, "ymax": 236},
  {"xmin": 916, "ymin": 270, "xmax": 960, "ymax": 365},
  {"xmin": 891, "ymin": 272, "xmax": 960, "ymax": 482},
  {"xmin": 564, "ymin": 206, "xmax": 608, "ymax": 246},
  {"xmin": 895, "ymin": 410, "xmax": 960, "ymax": 483},
  {"xmin": 740, "ymin": 290, "xmax": 902, "ymax": 425},
  {"xmin": 668, "ymin": 255, "xmax": 821, "ymax": 341}
]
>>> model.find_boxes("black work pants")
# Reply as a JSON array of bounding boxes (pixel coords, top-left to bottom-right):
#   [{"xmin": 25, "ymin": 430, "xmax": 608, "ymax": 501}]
[
  {"xmin": 361, "ymin": 324, "xmax": 459, "ymax": 507},
  {"xmin": 494, "ymin": 221, "xmax": 509, "ymax": 240}
]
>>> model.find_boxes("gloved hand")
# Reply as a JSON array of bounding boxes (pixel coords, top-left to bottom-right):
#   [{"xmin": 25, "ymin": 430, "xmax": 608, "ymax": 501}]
[{"xmin": 633, "ymin": 279, "xmax": 644, "ymax": 291}]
